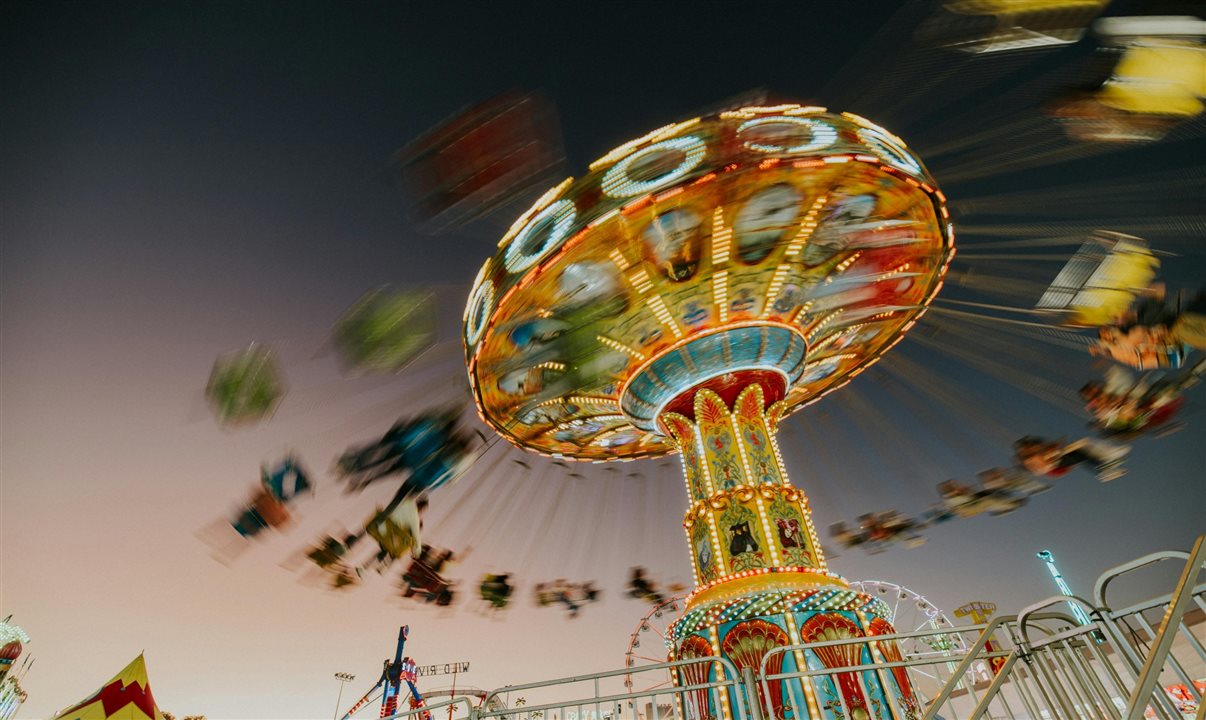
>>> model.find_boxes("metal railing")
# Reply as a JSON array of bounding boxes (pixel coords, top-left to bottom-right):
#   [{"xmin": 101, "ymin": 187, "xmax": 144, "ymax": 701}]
[
  {"xmin": 944, "ymin": 535, "xmax": 1206, "ymax": 720},
  {"xmin": 386, "ymin": 695, "xmax": 480, "ymax": 720},
  {"xmin": 377, "ymin": 537, "xmax": 1205, "ymax": 720},
  {"xmin": 758, "ymin": 621, "xmax": 1018, "ymax": 720},
  {"xmin": 477, "ymin": 656, "xmax": 750, "ymax": 720}
]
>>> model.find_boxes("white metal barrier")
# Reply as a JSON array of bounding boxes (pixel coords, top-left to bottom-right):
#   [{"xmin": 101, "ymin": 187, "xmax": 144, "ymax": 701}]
[
  {"xmin": 475, "ymin": 657, "xmax": 750, "ymax": 720},
  {"xmin": 930, "ymin": 535, "xmax": 1206, "ymax": 720},
  {"xmin": 378, "ymin": 537, "xmax": 1205, "ymax": 720},
  {"xmin": 386, "ymin": 695, "xmax": 480, "ymax": 720},
  {"xmin": 1093, "ymin": 540, "xmax": 1206, "ymax": 719}
]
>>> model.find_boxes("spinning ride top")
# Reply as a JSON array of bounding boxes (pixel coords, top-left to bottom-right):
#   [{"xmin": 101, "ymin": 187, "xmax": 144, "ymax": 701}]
[
  {"xmin": 0, "ymin": 618, "xmax": 27, "ymax": 683},
  {"xmin": 465, "ymin": 104, "xmax": 954, "ymax": 720}
]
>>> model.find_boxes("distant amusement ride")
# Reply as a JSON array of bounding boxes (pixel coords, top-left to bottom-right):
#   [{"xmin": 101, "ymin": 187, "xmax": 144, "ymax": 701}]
[{"xmin": 464, "ymin": 105, "xmax": 954, "ymax": 720}]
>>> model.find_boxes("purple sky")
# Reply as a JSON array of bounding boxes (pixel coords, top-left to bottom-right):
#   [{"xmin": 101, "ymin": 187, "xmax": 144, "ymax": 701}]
[{"xmin": 2, "ymin": 2, "xmax": 1204, "ymax": 717}]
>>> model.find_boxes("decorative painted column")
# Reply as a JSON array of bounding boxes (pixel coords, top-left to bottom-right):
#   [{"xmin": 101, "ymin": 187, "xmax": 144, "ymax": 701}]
[
  {"xmin": 662, "ymin": 384, "xmax": 828, "ymax": 594},
  {"xmin": 662, "ymin": 382, "xmax": 918, "ymax": 720}
]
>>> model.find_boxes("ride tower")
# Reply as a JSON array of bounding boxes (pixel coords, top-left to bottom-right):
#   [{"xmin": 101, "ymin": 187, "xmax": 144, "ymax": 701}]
[
  {"xmin": 1037, "ymin": 550, "xmax": 1092, "ymax": 626},
  {"xmin": 465, "ymin": 104, "xmax": 954, "ymax": 720},
  {"xmin": 338, "ymin": 626, "xmax": 429, "ymax": 720}
]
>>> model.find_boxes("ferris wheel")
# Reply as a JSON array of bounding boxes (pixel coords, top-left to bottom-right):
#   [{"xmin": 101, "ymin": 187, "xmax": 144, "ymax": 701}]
[
  {"xmin": 624, "ymin": 593, "xmax": 688, "ymax": 691},
  {"xmin": 848, "ymin": 580, "xmax": 964, "ymax": 659}
]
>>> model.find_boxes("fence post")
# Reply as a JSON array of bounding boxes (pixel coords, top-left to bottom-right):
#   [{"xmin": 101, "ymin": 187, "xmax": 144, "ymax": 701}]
[
  {"xmin": 1123, "ymin": 535, "xmax": 1206, "ymax": 720},
  {"xmin": 740, "ymin": 667, "xmax": 764, "ymax": 720}
]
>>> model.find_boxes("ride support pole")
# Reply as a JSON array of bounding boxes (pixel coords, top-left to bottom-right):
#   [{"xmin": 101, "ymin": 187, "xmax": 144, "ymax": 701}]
[{"xmin": 741, "ymin": 667, "xmax": 764, "ymax": 720}]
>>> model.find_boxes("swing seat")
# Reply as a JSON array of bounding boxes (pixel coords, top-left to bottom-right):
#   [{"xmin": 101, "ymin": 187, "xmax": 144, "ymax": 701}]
[{"xmin": 1035, "ymin": 232, "xmax": 1159, "ymax": 327}]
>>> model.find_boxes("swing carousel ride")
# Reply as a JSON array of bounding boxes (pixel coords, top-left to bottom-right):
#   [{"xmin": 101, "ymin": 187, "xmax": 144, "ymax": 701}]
[
  {"xmin": 188, "ymin": 8, "xmax": 1204, "ymax": 715},
  {"xmin": 198, "ymin": 9, "xmax": 1205, "ymax": 596},
  {"xmin": 198, "ymin": 69, "xmax": 1202, "ymax": 605},
  {"xmin": 464, "ymin": 106, "xmax": 953, "ymax": 720},
  {"xmin": 10, "ymin": 1, "xmax": 1206, "ymax": 718}
]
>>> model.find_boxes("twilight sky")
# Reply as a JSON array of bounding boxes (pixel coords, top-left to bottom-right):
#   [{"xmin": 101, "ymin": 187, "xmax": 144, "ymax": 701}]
[{"xmin": 2, "ymin": 1, "xmax": 1204, "ymax": 718}]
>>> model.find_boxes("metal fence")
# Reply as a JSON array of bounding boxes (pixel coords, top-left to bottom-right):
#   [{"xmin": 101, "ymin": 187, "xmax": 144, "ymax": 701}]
[
  {"xmin": 479, "ymin": 657, "xmax": 751, "ymax": 720},
  {"xmin": 381, "ymin": 536, "xmax": 1205, "ymax": 720}
]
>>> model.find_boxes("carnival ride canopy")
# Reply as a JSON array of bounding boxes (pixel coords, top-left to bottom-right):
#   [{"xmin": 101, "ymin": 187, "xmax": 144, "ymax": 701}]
[
  {"xmin": 463, "ymin": 109, "xmax": 953, "ymax": 461},
  {"xmin": 51, "ymin": 654, "xmax": 165, "ymax": 720}
]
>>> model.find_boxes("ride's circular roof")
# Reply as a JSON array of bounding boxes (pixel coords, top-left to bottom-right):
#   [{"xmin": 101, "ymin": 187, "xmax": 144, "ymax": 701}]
[
  {"xmin": 0, "ymin": 620, "xmax": 28, "ymax": 660},
  {"xmin": 465, "ymin": 105, "xmax": 954, "ymax": 460}
]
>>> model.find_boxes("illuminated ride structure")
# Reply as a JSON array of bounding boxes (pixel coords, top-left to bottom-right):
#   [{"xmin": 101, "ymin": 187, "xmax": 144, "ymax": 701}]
[
  {"xmin": 627, "ymin": 593, "xmax": 689, "ymax": 692},
  {"xmin": 1036, "ymin": 549, "xmax": 1093, "ymax": 627},
  {"xmin": 847, "ymin": 581, "xmax": 961, "ymax": 658},
  {"xmin": 0, "ymin": 618, "xmax": 29, "ymax": 720},
  {"xmin": 465, "ymin": 105, "xmax": 954, "ymax": 720}
]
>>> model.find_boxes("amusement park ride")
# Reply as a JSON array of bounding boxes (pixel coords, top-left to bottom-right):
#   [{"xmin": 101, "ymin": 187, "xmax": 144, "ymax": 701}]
[
  {"xmin": 188, "ymin": 87, "xmax": 1204, "ymax": 720},
  {"xmin": 1036, "ymin": 549, "xmax": 1093, "ymax": 627},
  {"xmin": 464, "ymin": 105, "xmax": 954, "ymax": 720},
  {"xmin": 339, "ymin": 627, "xmax": 430, "ymax": 720}
]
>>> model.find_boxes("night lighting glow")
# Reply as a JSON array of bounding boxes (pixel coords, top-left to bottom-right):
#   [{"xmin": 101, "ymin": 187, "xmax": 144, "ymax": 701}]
[
  {"xmin": 503, "ymin": 198, "xmax": 578, "ymax": 273},
  {"xmin": 737, "ymin": 116, "xmax": 839, "ymax": 155},
  {"xmin": 601, "ymin": 135, "xmax": 708, "ymax": 199}
]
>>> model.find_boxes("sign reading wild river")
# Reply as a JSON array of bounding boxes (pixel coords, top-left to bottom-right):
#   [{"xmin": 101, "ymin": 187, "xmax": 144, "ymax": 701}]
[{"xmin": 416, "ymin": 662, "xmax": 470, "ymax": 677}]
